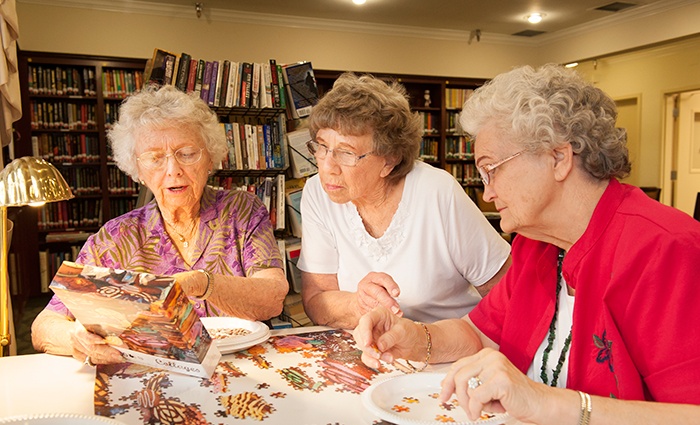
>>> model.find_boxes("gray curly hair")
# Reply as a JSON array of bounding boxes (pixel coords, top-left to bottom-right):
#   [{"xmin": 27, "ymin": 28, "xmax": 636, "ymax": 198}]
[
  {"xmin": 108, "ymin": 84, "xmax": 228, "ymax": 181},
  {"xmin": 460, "ymin": 64, "xmax": 630, "ymax": 180},
  {"xmin": 308, "ymin": 73, "xmax": 423, "ymax": 184}
]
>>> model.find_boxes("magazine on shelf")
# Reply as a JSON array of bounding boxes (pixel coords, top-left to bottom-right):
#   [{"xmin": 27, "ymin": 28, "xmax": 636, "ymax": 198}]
[{"xmin": 49, "ymin": 262, "xmax": 221, "ymax": 378}]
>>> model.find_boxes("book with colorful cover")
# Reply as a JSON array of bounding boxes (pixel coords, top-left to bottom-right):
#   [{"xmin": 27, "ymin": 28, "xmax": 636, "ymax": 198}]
[{"xmin": 49, "ymin": 261, "xmax": 221, "ymax": 378}]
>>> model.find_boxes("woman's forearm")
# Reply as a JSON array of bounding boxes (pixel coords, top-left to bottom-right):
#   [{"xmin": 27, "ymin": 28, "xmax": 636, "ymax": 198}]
[
  {"xmin": 304, "ymin": 290, "xmax": 362, "ymax": 330},
  {"xmin": 208, "ymin": 268, "xmax": 288, "ymax": 321}
]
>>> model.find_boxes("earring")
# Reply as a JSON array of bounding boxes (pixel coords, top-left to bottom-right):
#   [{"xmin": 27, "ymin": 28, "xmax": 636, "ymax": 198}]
[
  {"xmin": 207, "ymin": 170, "xmax": 212, "ymax": 175},
  {"xmin": 139, "ymin": 179, "xmax": 145, "ymax": 185}
]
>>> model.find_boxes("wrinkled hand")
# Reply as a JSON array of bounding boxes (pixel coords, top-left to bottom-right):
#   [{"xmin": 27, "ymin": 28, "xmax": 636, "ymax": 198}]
[
  {"xmin": 353, "ymin": 306, "xmax": 423, "ymax": 369},
  {"xmin": 69, "ymin": 324, "xmax": 124, "ymax": 365},
  {"xmin": 356, "ymin": 272, "xmax": 402, "ymax": 317},
  {"xmin": 173, "ymin": 270, "xmax": 207, "ymax": 298},
  {"xmin": 440, "ymin": 348, "xmax": 550, "ymax": 423}
]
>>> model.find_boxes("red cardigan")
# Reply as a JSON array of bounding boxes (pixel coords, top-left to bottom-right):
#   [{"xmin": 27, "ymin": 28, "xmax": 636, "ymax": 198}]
[{"xmin": 470, "ymin": 179, "xmax": 700, "ymax": 403}]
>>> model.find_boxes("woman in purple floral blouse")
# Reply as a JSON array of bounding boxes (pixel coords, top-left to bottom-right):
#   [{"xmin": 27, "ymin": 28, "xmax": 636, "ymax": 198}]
[{"xmin": 31, "ymin": 85, "xmax": 288, "ymax": 365}]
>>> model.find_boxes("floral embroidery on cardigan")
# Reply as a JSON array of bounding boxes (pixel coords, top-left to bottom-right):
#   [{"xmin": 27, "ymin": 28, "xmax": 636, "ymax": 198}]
[{"xmin": 593, "ymin": 330, "xmax": 618, "ymax": 398}]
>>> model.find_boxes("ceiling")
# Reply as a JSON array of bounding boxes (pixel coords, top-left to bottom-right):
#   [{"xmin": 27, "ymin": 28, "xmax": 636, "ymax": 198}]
[{"xmin": 141, "ymin": 0, "xmax": 671, "ymax": 37}]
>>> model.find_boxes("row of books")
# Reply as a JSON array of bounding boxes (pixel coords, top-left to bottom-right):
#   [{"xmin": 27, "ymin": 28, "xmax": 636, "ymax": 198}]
[
  {"xmin": 446, "ymin": 111, "xmax": 467, "ymax": 134},
  {"xmin": 102, "ymin": 69, "xmax": 144, "ymax": 98},
  {"xmin": 447, "ymin": 163, "xmax": 481, "ymax": 186},
  {"xmin": 146, "ymin": 48, "xmax": 320, "ymax": 119},
  {"xmin": 31, "ymin": 133, "xmax": 101, "ymax": 163},
  {"xmin": 445, "ymin": 135, "xmax": 475, "ymax": 160},
  {"xmin": 58, "ymin": 166, "xmax": 101, "ymax": 195},
  {"xmin": 104, "ymin": 101, "xmax": 121, "ymax": 129},
  {"xmin": 146, "ymin": 49, "xmax": 285, "ymax": 110},
  {"xmin": 218, "ymin": 120, "xmax": 287, "ymax": 171},
  {"xmin": 208, "ymin": 174, "xmax": 285, "ymax": 232},
  {"xmin": 39, "ymin": 248, "xmax": 81, "ymax": 293},
  {"xmin": 37, "ymin": 199, "xmax": 102, "ymax": 230},
  {"xmin": 420, "ymin": 139, "xmax": 439, "ymax": 162},
  {"xmin": 27, "ymin": 64, "xmax": 97, "ymax": 97},
  {"xmin": 445, "ymin": 87, "xmax": 474, "ymax": 110},
  {"xmin": 107, "ymin": 167, "xmax": 140, "ymax": 194},
  {"xmin": 110, "ymin": 197, "xmax": 139, "ymax": 218},
  {"xmin": 29, "ymin": 100, "xmax": 97, "ymax": 130},
  {"xmin": 418, "ymin": 111, "xmax": 439, "ymax": 134}
]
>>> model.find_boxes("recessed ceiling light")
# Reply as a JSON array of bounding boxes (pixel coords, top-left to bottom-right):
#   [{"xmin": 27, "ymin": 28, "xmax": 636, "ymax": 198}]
[
  {"xmin": 526, "ymin": 13, "xmax": 545, "ymax": 24},
  {"xmin": 353, "ymin": 0, "xmax": 366, "ymax": 5}
]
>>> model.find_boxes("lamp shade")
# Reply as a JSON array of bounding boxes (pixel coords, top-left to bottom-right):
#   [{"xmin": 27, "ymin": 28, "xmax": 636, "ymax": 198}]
[{"xmin": 0, "ymin": 157, "xmax": 74, "ymax": 207}]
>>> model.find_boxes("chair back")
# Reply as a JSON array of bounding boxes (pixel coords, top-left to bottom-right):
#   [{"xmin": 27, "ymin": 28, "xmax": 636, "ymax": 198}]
[{"xmin": 694, "ymin": 192, "xmax": 700, "ymax": 222}]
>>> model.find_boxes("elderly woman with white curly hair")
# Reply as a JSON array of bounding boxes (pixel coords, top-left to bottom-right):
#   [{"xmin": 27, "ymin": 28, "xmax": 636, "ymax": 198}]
[
  {"xmin": 354, "ymin": 64, "xmax": 700, "ymax": 424},
  {"xmin": 32, "ymin": 85, "xmax": 288, "ymax": 366}
]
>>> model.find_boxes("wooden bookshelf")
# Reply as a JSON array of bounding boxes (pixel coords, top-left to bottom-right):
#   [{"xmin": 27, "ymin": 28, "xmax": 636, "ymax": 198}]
[{"xmin": 13, "ymin": 51, "xmax": 147, "ymax": 298}]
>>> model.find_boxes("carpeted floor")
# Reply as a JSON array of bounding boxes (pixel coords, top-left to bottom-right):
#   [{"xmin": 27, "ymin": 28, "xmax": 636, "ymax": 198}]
[{"xmin": 14, "ymin": 294, "xmax": 52, "ymax": 355}]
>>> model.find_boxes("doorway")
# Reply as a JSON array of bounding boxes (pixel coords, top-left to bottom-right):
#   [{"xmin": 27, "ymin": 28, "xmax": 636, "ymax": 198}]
[{"xmin": 662, "ymin": 90, "xmax": 700, "ymax": 216}]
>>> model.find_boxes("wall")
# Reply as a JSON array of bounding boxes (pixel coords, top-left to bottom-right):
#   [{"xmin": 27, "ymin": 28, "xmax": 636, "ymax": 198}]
[
  {"xmin": 575, "ymin": 35, "xmax": 700, "ymax": 188},
  {"xmin": 15, "ymin": 2, "xmax": 538, "ymax": 79}
]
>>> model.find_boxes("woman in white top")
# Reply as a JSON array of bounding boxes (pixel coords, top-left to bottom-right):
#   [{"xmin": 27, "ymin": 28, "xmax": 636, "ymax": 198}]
[{"xmin": 298, "ymin": 73, "xmax": 511, "ymax": 329}]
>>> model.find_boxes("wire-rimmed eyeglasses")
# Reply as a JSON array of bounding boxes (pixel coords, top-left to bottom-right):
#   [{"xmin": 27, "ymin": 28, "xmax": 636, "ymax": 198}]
[
  {"xmin": 306, "ymin": 140, "xmax": 374, "ymax": 167},
  {"xmin": 137, "ymin": 146, "xmax": 204, "ymax": 170},
  {"xmin": 477, "ymin": 151, "xmax": 523, "ymax": 185}
]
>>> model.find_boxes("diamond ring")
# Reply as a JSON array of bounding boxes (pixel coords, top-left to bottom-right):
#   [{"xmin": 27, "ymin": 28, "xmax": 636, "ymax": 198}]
[{"xmin": 468, "ymin": 376, "xmax": 482, "ymax": 390}]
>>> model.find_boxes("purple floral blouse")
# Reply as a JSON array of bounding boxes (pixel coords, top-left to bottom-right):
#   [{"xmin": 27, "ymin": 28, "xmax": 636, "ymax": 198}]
[{"xmin": 46, "ymin": 186, "xmax": 283, "ymax": 317}]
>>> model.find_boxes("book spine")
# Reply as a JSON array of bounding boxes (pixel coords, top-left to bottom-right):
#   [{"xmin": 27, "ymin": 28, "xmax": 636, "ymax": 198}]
[
  {"xmin": 218, "ymin": 60, "xmax": 231, "ymax": 107},
  {"xmin": 251, "ymin": 62, "xmax": 261, "ymax": 108},
  {"xmin": 194, "ymin": 59, "xmax": 205, "ymax": 98},
  {"xmin": 186, "ymin": 58, "xmax": 198, "ymax": 93},
  {"xmin": 269, "ymin": 59, "xmax": 281, "ymax": 108},
  {"xmin": 240, "ymin": 63, "xmax": 253, "ymax": 108},
  {"xmin": 200, "ymin": 61, "xmax": 213, "ymax": 103},
  {"xmin": 208, "ymin": 60, "xmax": 219, "ymax": 106},
  {"xmin": 175, "ymin": 53, "xmax": 191, "ymax": 91}
]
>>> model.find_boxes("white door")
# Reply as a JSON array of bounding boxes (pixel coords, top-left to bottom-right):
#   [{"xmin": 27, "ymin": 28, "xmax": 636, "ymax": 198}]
[{"xmin": 676, "ymin": 91, "xmax": 700, "ymax": 216}]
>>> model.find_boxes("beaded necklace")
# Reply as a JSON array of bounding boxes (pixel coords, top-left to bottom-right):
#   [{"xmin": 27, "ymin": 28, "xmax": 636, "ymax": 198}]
[{"xmin": 539, "ymin": 248, "xmax": 573, "ymax": 387}]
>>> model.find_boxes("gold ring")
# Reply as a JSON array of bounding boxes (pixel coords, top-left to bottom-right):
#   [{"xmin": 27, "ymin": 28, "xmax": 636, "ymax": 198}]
[{"xmin": 84, "ymin": 355, "xmax": 96, "ymax": 367}]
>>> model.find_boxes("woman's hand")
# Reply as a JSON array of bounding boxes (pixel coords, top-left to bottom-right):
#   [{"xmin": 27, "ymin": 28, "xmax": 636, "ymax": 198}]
[
  {"xmin": 356, "ymin": 272, "xmax": 403, "ymax": 317},
  {"xmin": 69, "ymin": 324, "xmax": 124, "ymax": 365},
  {"xmin": 353, "ymin": 306, "xmax": 423, "ymax": 368},
  {"xmin": 173, "ymin": 270, "xmax": 208, "ymax": 298},
  {"xmin": 440, "ymin": 348, "xmax": 555, "ymax": 424}
]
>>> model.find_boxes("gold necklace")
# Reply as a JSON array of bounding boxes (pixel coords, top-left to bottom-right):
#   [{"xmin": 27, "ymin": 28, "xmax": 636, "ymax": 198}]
[{"xmin": 163, "ymin": 217, "xmax": 199, "ymax": 248}]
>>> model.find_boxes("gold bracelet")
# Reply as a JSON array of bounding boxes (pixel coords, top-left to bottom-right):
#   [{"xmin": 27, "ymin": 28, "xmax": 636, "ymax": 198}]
[
  {"xmin": 577, "ymin": 391, "xmax": 592, "ymax": 425},
  {"xmin": 195, "ymin": 269, "xmax": 214, "ymax": 300},
  {"xmin": 406, "ymin": 322, "xmax": 432, "ymax": 372}
]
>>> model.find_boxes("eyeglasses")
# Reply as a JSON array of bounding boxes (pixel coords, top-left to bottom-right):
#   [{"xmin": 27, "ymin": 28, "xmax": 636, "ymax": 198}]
[
  {"xmin": 306, "ymin": 140, "xmax": 374, "ymax": 167},
  {"xmin": 137, "ymin": 146, "xmax": 204, "ymax": 170},
  {"xmin": 477, "ymin": 151, "xmax": 523, "ymax": 185}
]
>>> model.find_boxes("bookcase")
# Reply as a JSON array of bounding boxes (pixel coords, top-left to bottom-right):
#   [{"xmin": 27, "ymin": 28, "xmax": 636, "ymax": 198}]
[
  {"xmin": 313, "ymin": 70, "xmax": 487, "ymax": 202},
  {"xmin": 12, "ymin": 51, "xmax": 147, "ymax": 298}
]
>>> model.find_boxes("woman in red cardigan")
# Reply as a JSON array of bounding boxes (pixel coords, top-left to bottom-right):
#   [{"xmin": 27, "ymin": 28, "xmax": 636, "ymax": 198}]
[{"xmin": 354, "ymin": 64, "xmax": 700, "ymax": 425}]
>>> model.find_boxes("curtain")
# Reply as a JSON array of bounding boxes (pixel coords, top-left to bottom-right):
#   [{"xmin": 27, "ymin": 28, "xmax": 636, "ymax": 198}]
[{"xmin": 0, "ymin": 0, "xmax": 20, "ymax": 148}]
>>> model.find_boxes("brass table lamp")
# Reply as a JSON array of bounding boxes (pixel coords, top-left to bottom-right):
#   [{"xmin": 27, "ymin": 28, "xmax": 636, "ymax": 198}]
[{"xmin": 0, "ymin": 157, "xmax": 74, "ymax": 356}]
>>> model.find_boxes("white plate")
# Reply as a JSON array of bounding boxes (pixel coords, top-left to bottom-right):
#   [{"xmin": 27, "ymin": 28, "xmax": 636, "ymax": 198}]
[
  {"xmin": 200, "ymin": 317, "xmax": 270, "ymax": 353},
  {"xmin": 216, "ymin": 329, "xmax": 272, "ymax": 354},
  {"xmin": 0, "ymin": 413, "xmax": 127, "ymax": 424},
  {"xmin": 362, "ymin": 373, "xmax": 509, "ymax": 425}
]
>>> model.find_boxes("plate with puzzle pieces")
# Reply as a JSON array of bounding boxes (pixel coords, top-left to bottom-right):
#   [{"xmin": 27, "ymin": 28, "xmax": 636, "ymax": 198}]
[
  {"xmin": 362, "ymin": 373, "xmax": 509, "ymax": 425},
  {"xmin": 200, "ymin": 317, "xmax": 271, "ymax": 354}
]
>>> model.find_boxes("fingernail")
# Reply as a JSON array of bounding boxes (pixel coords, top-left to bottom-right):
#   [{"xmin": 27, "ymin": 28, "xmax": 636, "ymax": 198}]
[
  {"xmin": 391, "ymin": 289, "xmax": 399, "ymax": 297},
  {"xmin": 391, "ymin": 306, "xmax": 400, "ymax": 314}
]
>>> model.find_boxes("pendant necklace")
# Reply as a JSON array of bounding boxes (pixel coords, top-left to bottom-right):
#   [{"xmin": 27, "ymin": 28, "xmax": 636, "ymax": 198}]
[
  {"xmin": 164, "ymin": 217, "xmax": 198, "ymax": 248},
  {"xmin": 540, "ymin": 248, "xmax": 573, "ymax": 387}
]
